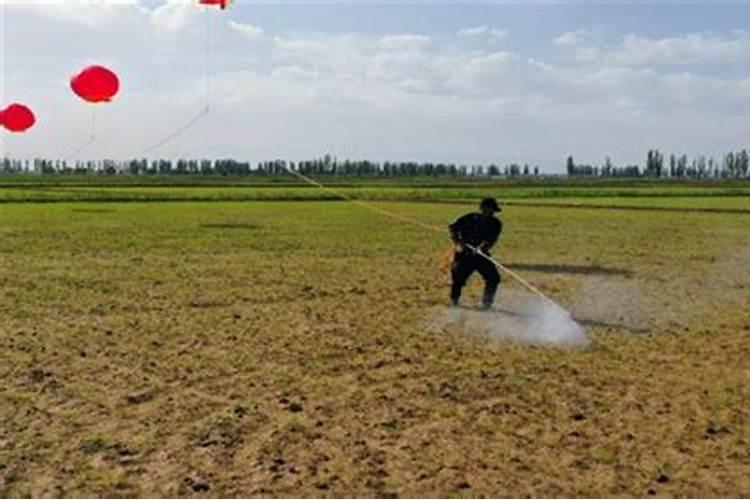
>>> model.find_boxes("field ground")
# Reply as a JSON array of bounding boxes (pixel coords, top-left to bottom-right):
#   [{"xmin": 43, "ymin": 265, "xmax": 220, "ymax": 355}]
[{"xmin": 1, "ymin": 185, "xmax": 749, "ymax": 496}]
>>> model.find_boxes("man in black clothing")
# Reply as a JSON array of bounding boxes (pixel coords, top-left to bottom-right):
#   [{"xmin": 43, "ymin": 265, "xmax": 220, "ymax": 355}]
[{"xmin": 448, "ymin": 198, "xmax": 503, "ymax": 310}]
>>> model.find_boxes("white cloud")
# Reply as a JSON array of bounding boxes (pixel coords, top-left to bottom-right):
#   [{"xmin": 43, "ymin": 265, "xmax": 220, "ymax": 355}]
[
  {"xmin": 555, "ymin": 30, "xmax": 750, "ymax": 67},
  {"xmin": 228, "ymin": 20, "xmax": 265, "ymax": 40},
  {"xmin": 270, "ymin": 65, "xmax": 319, "ymax": 81},
  {"xmin": 553, "ymin": 30, "xmax": 601, "ymax": 62},
  {"xmin": 272, "ymin": 34, "xmax": 370, "ymax": 78},
  {"xmin": 16, "ymin": 1, "xmax": 145, "ymax": 27},
  {"xmin": 611, "ymin": 32, "xmax": 750, "ymax": 66},
  {"xmin": 458, "ymin": 26, "xmax": 508, "ymax": 42},
  {"xmin": 489, "ymin": 29, "xmax": 509, "ymax": 41},
  {"xmin": 149, "ymin": 0, "xmax": 200, "ymax": 32},
  {"xmin": 554, "ymin": 29, "xmax": 590, "ymax": 48},
  {"xmin": 458, "ymin": 26, "xmax": 488, "ymax": 37}
]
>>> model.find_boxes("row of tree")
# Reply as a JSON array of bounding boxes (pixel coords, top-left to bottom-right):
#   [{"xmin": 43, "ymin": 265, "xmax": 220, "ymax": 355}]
[
  {"xmin": 567, "ymin": 149, "xmax": 750, "ymax": 179},
  {"xmin": 0, "ymin": 155, "xmax": 542, "ymax": 178},
  {"xmin": 1, "ymin": 149, "xmax": 749, "ymax": 178}
]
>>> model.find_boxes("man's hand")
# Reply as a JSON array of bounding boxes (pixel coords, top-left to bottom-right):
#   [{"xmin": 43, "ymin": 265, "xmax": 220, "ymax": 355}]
[
  {"xmin": 454, "ymin": 243, "xmax": 465, "ymax": 253},
  {"xmin": 461, "ymin": 243, "xmax": 479, "ymax": 254},
  {"xmin": 478, "ymin": 242, "xmax": 492, "ymax": 254}
]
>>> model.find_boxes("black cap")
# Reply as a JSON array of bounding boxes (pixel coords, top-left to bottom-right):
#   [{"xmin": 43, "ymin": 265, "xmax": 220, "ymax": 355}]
[{"xmin": 480, "ymin": 197, "xmax": 501, "ymax": 213}]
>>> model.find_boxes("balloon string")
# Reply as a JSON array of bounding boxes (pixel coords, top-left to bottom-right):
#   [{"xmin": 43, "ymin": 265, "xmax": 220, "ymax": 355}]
[
  {"xmin": 2, "ymin": 1, "xmax": 9, "ymax": 159},
  {"xmin": 133, "ymin": 107, "xmax": 209, "ymax": 157},
  {"xmin": 1, "ymin": 0, "xmax": 5, "ymax": 106},
  {"xmin": 62, "ymin": 136, "xmax": 96, "ymax": 162},
  {"xmin": 60, "ymin": 106, "xmax": 99, "ymax": 161},
  {"xmin": 205, "ymin": 4, "xmax": 212, "ymax": 112}
]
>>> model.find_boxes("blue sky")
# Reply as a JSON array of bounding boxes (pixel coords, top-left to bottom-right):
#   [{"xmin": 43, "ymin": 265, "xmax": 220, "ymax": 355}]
[
  {"xmin": 234, "ymin": 3, "xmax": 750, "ymax": 38},
  {"xmin": 2, "ymin": 1, "xmax": 750, "ymax": 171}
]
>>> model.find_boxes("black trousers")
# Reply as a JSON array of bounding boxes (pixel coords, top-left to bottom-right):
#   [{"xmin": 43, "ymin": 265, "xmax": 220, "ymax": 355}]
[{"xmin": 450, "ymin": 252, "xmax": 501, "ymax": 306}]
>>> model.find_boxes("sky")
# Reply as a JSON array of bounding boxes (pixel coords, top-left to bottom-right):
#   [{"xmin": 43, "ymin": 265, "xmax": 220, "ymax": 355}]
[{"xmin": 1, "ymin": 1, "xmax": 749, "ymax": 172}]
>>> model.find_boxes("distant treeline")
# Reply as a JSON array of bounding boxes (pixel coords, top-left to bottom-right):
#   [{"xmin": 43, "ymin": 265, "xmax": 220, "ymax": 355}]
[
  {"xmin": 567, "ymin": 149, "xmax": 750, "ymax": 179},
  {"xmin": 1, "ymin": 149, "xmax": 749, "ymax": 179},
  {"xmin": 0, "ymin": 154, "xmax": 538, "ymax": 178}
]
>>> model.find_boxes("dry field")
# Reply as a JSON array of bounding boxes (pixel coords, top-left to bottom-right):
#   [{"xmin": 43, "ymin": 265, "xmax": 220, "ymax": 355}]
[{"xmin": 1, "ymin": 199, "xmax": 749, "ymax": 497}]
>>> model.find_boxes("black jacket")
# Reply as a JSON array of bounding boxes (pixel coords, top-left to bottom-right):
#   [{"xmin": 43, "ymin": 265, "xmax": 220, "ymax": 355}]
[{"xmin": 449, "ymin": 212, "xmax": 502, "ymax": 252}]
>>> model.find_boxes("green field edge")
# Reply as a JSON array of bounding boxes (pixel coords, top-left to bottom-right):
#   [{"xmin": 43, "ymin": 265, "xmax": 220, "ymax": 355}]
[
  {"xmin": 2, "ymin": 175, "xmax": 750, "ymax": 188},
  {"xmin": 1, "ymin": 194, "xmax": 749, "ymax": 215},
  {"xmin": 504, "ymin": 201, "xmax": 750, "ymax": 214}
]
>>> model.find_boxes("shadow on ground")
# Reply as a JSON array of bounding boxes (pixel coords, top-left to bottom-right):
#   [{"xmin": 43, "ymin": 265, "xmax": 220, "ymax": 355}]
[{"xmin": 506, "ymin": 262, "xmax": 635, "ymax": 278}]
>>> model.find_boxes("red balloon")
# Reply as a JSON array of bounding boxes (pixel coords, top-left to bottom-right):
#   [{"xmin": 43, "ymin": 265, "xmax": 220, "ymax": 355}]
[
  {"xmin": 1, "ymin": 103, "xmax": 36, "ymax": 133},
  {"xmin": 71, "ymin": 65, "xmax": 120, "ymax": 103},
  {"xmin": 199, "ymin": 0, "xmax": 230, "ymax": 9}
]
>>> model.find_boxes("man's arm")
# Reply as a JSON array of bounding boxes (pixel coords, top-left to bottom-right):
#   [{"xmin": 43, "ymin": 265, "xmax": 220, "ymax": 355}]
[
  {"xmin": 449, "ymin": 215, "xmax": 471, "ymax": 252},
  {"xmin": 449, "ymin": 224, "xmax": 461, "ymax": 243},
  {"xmin": 449, "ymin": 215, "xmax": 468, "ymax": 243},
  {"xmin": 479, "ymin": 219, "xmax": 502, "ymax": 253}
]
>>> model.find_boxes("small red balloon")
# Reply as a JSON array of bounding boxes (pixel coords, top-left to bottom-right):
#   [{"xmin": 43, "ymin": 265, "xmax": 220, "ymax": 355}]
[
  {"xmin": 1, "ymin": 103, "xmax": 36, "ymax": 133},
  {"xmin": 199, "ymin": 0, "xmax": 230, "ymax": 9},
  {"xmin": 71, "ymin": 65, "xmax": 120, "ymax": 103}
]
